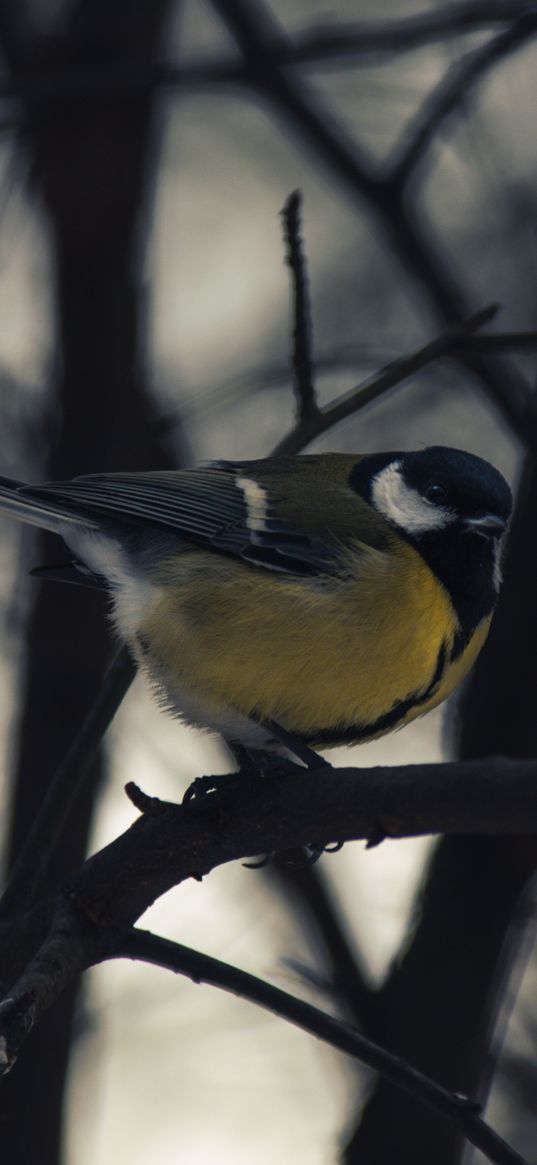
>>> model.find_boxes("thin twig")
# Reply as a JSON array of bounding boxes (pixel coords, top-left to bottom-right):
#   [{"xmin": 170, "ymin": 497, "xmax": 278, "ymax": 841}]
[
  {"xmin": 179, "ymin": 327, "xmax": 537, "ymax": 427},
  {"xmin": 388, "ymin": 10, "xmax": 537, "ymax": 187},
  {"xmin": 275, "ymin": 2, "xmax": 534, "ymax": 61},
  {"xmin": 281, "ymin": 190, "xmax": 318, "ymax": 422},
  {"xmin": 458, "ymin": 331, "xmax": 537, "ymax": 352},
  {"xmin": 272, "ymin": 307, "xmax": 507, "ymax": 455},
  {"xmin": 210, "ymin": 0, "xmax": 534, "ymax": 445},
  {"xmin": 0, "ymin": 914, "xmax": 528, "ymax": 1163},
  {"xmin": 0, "ymin": 3, "xmax": 528, "ymax": 111},
  {"xmin": 0, "ymin": 646, "xmax": 137, "ymax": 919},
  {"xmin": 117, "ymin": 928, "xmax": 528, "ymax": 1165}
]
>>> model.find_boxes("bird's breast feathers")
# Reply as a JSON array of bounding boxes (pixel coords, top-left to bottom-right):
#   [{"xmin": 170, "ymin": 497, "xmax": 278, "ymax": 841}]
[{"xmin": 127, "ymin": 536, "xmax": 488, "ymax": 745}]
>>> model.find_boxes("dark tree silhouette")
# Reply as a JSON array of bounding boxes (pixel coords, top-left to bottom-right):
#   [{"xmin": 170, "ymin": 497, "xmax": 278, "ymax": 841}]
[{"xmin": 0, "ymin": 3, "xmax": 536, "ymax": 1164}]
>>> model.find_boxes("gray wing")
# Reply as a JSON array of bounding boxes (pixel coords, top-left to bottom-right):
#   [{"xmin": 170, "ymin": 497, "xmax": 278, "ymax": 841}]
[{"xmin": 20, "ymin": 465, "xmax": 338, "ymax": 575}]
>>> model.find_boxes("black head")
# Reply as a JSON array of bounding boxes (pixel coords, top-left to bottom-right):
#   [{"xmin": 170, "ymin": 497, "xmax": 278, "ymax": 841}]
[
  {"xmin": 350, "ymin": 446, "xmax": 512, "ymax": 645},
  {"xmin": 351, "ymin": 446, "xmax": 512, "ymax": 540}
]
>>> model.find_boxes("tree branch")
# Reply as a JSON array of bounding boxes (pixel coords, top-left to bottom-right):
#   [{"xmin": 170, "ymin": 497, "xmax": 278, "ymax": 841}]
[
  {"xmin": 0, "ymin": 2, "xmax": 530, "ymax": 111},
  {"xmin": 275, "ymin": 2, "xmax": 535, "ymax": 62},
  {"xmin": 0, "ymin": 647, "xmax": 136, "ymax": 920},
  {"xmin": 3, "ymin": 3, "xmax": 534, "ymax": 433},
  {"xmin": 272, "ymin": 305, "xmax": 521, "ymax": 455},
  {"xmin": 281, "ymin": 189, "xmax": 318, "ymax": 423},
  {"xmin": 0, "ymin": 905, "xmax": 530, "ymax": 1165},
  {"xmin": 61, "ymin": 755, "xmax": 537, "ymax": 934},
  {"xmin": 388, "ymin": 10, "xmax": 537, "ymax": 188},
  {"xmin": 1, "ymin": 749, "xmax": 536, "ymax": 1154},
  {"xmin": 0, "ymin": 900, "xmax": 115, "ymax": 1075},
  {"xmin": 209, "ymin": 0, "xmax": 534, "ymax": 444},
  {"xmin": 113, "ymin": 928, "xmax": 527, "ymax": 1165}
]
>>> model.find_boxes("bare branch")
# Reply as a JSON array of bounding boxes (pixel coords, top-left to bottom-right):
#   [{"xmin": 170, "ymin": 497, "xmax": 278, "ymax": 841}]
[
  {"xmin": 272, "ymin": 307, "xmax": 526, "ymax": 456},
  {"xmin": 0, "ymin": 914, "xmax": 527, "ymax": 1163},
  {"xmin": 461, "ymin": 331, "xmax": 537, "ymax": 352},
  {"xmin": 210, "ymin": 0, "xmax": 533, "ymax": 445},
  {"xmin": 281, "ymin": 189, "xmax": 318, "ymax": 423},
  {"xmin": 0, "ymin": 2, "xmax": 531, "ymax": 112},
  {"xmin": 278, "ymin": 2, "xmax": 535, "ymax": 62},
  {"xmin": 388, "ymin": 10, "xmax": 537, "ymax": 188},
  {"xmin": 62, "ymin": 755, "xmax": 537, "ymax": 937},
  {"xmin": 0, "ymin": 647, "xmax": 136, "ymax": 920},
  {"xmin": 1, "ymin": 752, "xmax": 536, "ymax": 1159},
  {"xmin": 3, "ymin": 4, "xmax": 534, "ymax": 431},
  {"xmin": 0, "ymin": 901, "xmax": 113, "ymax": 1075},
  {"xmin": 183, "ymin": 326, "xmax": 537, "ymax": 429},
  {"xmin": 114, "ymin": 928, "xmax": 527, "ymax": 1165}
]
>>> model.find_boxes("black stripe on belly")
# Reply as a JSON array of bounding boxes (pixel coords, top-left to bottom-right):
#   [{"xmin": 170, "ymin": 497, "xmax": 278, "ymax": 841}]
[
  {"xmin": 304, "ymin": 639, "xmax": 448, "ymax": 748},
  {"xmin": 449, "ymin": 624, "xmax": 472, "ymax": 663}
]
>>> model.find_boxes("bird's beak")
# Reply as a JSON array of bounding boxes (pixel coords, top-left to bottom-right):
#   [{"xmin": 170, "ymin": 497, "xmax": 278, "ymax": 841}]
[{"xmin": 464, "ymin": 514, "xmax": 508, "ymax": 537}]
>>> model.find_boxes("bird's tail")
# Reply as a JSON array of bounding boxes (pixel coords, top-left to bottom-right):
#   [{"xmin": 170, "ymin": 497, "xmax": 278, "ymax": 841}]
[{"xmin": 0, "ymin": 476, "xmax": 97, "ymax": 536}]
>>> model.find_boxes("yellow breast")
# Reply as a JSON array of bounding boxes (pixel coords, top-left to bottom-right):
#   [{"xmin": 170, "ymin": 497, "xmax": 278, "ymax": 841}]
[{"xmin": 138, "ymin": 538, "xmax": 489, "ymax": 744}]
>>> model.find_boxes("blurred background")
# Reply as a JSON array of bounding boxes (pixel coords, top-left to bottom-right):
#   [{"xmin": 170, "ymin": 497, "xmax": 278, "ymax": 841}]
[{"xmin": 0, "ymin": 1, "xmax": 536, "ymax": 1162}]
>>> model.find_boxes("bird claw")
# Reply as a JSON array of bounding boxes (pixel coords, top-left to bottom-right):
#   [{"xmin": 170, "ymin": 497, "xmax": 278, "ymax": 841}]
[
  {"xmin": 264, "ymin": 721, "xmax": 331, "ymax": 770},
  {"xmin": 321, "ymin": 840, "xmax": 345, "ymax": 854},
  {"xmin": 183, "ymin": 752, "xmax": 307, "ymax": 806},
  {"xmin": 244, "ymin": 840, "xmax": 344, "ymax": 870},
  {"xmin": 365, "ymin": 820, "xmax": 387, "ymax": 848},
  {"xmin": 242, "ymin": 852, "xmax": 276, "ymax": 869},
  {"xmin": 182, "ymin": 770, "xmax": 252, "ymax": 806},
  {"xmin": 287, "ymin": 840, "xmax": 345, "ymax": 865}
]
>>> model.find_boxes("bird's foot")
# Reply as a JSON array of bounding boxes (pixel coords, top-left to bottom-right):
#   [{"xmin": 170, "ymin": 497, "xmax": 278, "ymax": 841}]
[
  {"xmin": 182, "ymin": 769, "xmax": 254, "ymax": 806},
  {"xmin": 244, "ymin": 839, "xmax": 344, "ymax": 870},
  {"xmin": 243, "ymin": 852, "xmax": 276, "ymax": 869},
  {"xmin": 183, "ymin": 750, "xmax": 305, "ymax": 807},
  {"xmin": 264, "ymin": 721, "xmax": 331, "ymax": 771},
  {"xmin": 365, "ymin": 820, "xmax": 387, "ymax": 849},
  {"xmin": 282, "ymin": 840, "xmax": 345, "ymax": 866},
  {"xmin": 229, "ymin": 736, "xmax": 324, "ymax": 782}
]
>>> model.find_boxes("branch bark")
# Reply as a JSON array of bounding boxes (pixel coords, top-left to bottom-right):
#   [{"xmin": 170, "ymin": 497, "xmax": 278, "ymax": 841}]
[
  {"xmin": 2, "ymin": 754, "xmax": 536, "ymax": 1056},
  {"xmin": 52, "ymin": 756, "xmax": 537, "ymax": 930}
]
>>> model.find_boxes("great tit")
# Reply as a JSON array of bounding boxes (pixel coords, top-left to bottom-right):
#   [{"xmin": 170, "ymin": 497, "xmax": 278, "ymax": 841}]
[{"xmin": 0, "ymin": 446, "xmax": 511, "ymax": 754}]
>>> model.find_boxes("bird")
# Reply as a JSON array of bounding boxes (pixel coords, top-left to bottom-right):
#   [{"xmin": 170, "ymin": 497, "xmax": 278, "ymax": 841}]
[{"xmin": 0, "ymin": 446, "xmax": 511, "ymax": 764}]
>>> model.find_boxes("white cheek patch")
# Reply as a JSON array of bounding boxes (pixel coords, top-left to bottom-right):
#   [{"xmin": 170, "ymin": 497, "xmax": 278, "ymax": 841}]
[
  {"xmin": 372, "ymin": 462, "xmax": 454, "ymax": 535},
  {"xmin": 237, "ymin": 475, "xmax": 268, "ymax": 532}
]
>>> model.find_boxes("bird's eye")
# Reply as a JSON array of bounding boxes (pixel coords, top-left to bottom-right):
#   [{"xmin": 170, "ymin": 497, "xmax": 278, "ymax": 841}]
[{"xmin": 424, "ymin": 482, "xmax": 448, "ymax": 505}]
